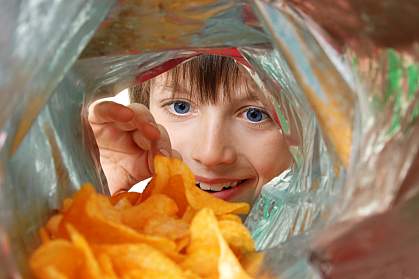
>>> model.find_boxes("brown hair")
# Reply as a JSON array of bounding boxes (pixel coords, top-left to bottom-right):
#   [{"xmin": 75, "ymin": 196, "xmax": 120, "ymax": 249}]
[{"xmin": 129, "ymin": 55, "xmax": 255, "ymax": 106}]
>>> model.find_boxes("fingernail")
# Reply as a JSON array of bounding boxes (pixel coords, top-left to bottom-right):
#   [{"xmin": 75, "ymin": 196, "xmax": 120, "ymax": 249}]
[{"xmin": 159, "ymin": 149, "xmax": 171, "ymax": 157}]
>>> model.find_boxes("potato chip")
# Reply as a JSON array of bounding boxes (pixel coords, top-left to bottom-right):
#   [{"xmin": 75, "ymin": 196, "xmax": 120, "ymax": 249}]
[
  {"xmin": 176, "ymin": 236, "xmax": 190, "ymax": 253},
  {"xmin": 143, "ymin": 215, "xmax": 189, "ymax": 241},
  {"xmin": 121, "ymin": 194, "xmax": 178, "ymax": 231},
  {"xmin": 38, "ymin": 227, "xmax": 50, "ymax": 244},
  {"xmin": 110, "ymin": 191, "xmax": 141, "ymax": 206},
  {"xmin": 62, "ymin": 198, "xmax": 73, "ymax": 213},
  {"xmin": 218, "ymin": 220, "xmax": 255, "ymax": 257},
  {"xmin": 142, "ymin": 155, "xmax": 171, "ymax": 199},
  {"xmin": 217, "ymin": 228, "xmax": 252, "ymax": 279},
  {"xmin": 240, "ymin": 252, "xmax": 265, "ymax": 278},
  {"xmin": 46, "ymin": 214, "xmax": 62, "ymax": 238},
  {"xmin": 44, "ymin": 267, "xmax": 68, "ymax": 279},
  {"xmin": 113, "ymin": 198, "xmax": 132, "ymax": 210},
  {"xmin": 182, "ymin": 208, "xmax": 252, "ymax": 278},
  {"xmin": 66, "ymin": 224, "xmax": 103, "ymax": 279},
  {"xmin": 152, "ymin": 155, "xmax": 250, "ymax": 215},
  {"xmin": 30, "ymin": 240, "xmax": 83, "ymax": 279},
  {"xmin": 31, "ymin": 156, "xmax": 258, "ymax": 279},
  {"xmin": 94, "ymin": 244, "xmax": 186, "ymax": 278},
  {"xmin": 218, "ymin": 214, "xmax": 243, "ymax": 224},
  {"xmin": 57, "ymin": 184, "xmax": 176, "ymax": 254},
  {"xmin": 181, "ymin": 206, "xmax": 197, "ymax": 224},
  {"xmin": 181, "ymin": 208, "xmax": 221, "ymax": 277},
  {"xmin": 97, "ymin": 254, "xmax": 118, "ymax": 279}
]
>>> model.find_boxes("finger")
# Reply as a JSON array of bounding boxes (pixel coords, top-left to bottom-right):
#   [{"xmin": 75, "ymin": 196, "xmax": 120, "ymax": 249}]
[
  {"xmin": 89, "ymin": 101, "xmax": 134, "ymax": 124},
  {"xmin": 127, "ymin": 103, "xmax": 161, "ymax": 140},
  {"xmin": 132, "ymin": 130, "xmax": 152, "ymax": 151},
  {"xmin": 152, "ymin": 124, "xmax": 172, "ymax": 156},
  {"xmin": 148, "ymin": 124, "xmax": 172, "ymax": 175},
  {"xmin": 97, "ymin": 103, "xmax": 160, "ymax": 134}
]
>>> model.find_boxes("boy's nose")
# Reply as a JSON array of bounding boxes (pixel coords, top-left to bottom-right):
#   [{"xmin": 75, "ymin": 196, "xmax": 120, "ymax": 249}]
[{"xmin": 191, "ymin": 118, "xmax": 236, "ymax": 168}]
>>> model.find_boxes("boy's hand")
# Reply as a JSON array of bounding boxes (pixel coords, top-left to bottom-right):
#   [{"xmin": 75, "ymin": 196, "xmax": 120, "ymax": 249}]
[{"xmin": 88, "ymin": 101, "xmax": 173, "ymax": 194}]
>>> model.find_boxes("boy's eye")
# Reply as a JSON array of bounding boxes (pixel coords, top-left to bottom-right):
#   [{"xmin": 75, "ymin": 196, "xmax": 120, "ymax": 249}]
[
  {"xmin": 243, "ymin": 107, "xmax": 268, "ymax": 123},
  {"xmin": 170, "ymin": 101, "xmax": 191, "ymax": 115}
]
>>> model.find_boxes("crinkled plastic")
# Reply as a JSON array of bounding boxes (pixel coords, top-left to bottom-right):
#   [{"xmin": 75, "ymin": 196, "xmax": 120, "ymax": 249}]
[{"xmin": 0, "ymin": 0, "xmax": 418, "ymax": 279}]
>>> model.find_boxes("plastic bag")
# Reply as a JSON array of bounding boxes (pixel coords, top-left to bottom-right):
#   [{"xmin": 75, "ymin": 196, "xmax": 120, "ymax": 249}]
[{"xmin": 0, "ymin": 0, "xmax": 418, "ymax": 278}]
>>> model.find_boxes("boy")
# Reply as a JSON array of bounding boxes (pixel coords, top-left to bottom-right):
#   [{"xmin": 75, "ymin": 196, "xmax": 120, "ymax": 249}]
[{"xmin": 88, "ymin": 55, "xmax": 291, "ymax": 205}]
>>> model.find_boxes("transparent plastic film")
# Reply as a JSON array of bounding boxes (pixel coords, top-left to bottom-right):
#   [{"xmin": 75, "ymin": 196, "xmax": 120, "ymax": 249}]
[
  {"xmin": 0, "ymin": 0, "xmax": 114, "ymax": 277},
  {"xmin": 0, "ymin": 0, "xmax": 418, "ymax": 278}
]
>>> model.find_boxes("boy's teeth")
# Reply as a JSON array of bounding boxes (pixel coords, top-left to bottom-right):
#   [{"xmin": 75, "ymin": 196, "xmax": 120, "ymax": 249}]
[{"xmin": 196, "ymin": 181, "xmax": 239, "ymax": 192}]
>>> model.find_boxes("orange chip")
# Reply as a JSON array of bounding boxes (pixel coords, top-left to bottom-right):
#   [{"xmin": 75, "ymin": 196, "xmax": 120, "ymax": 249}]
[
  {"xmin": 241, "ymin": 252, "xmax": 265, "ymax": 278},
  {"xmin": 182, "ymin": 206, "xmax": 197, "ymax": 224},
  {"xmin": 94, "ymin": 244, "xmax": 186, "ymax": 278},
  {"xmin": 66, "ymin": 224, "xmax": 103, "ymax": 278},
  {"xmin": 218, "ymin": 220, "xmax": 255, "ymax": 257},
  {"xmin": 38, "ymin": 227, "xmax": 50, "ymax": 244},
  {"xmin": 181, "ymin": 208, "xmax": 223, "ymax": 277},
  {"xmin": 121, "ymin": 194, "xmax": 178, "ymax": 231},
  {"xmin": 218, "ymin": 214, "xmax": 243, "ymax": 223},
  {"xmin": 181, "ymin": 208, "xmax": 253, "ymax": 278},
  {"xmin": 149, "ymin": 155, "xmax": 250, "ymax": 215},
  {"xmin": 176, "ymin": 236, "xmax": 190, "ymax": 253},
  {"xmin": 143, "ymin": 215, "xmax": 189, "ymax": 241},
  {"xmin": 43, "ymin": 267, "xmax": 68, "ymax": 279},
  {"xmin": 30, "ymin": 240, "xmax": 83, "ymax": 279},
  {"xmin": 142, "ymin": 156, "xmax": 171, "ymax": 200},
  {"xmin": 97, "ymin": 254, "xmax": 117, "ymax": 279},
  {"xmin": 61, "ymin": 198, "xmax": 73, "ymax": 213},
  {"xmin": 31, "ymin": 156, "xmax": 258, "ymax": 279},
  {"xmin": 110, "ymin": 191, "xmax": 141, "ymax": 206},
  {"xmin": 112, "ymin": 198, "xmax": 132, "ymax": 210},
  {"xmin": 165, "ymin": 175, "xmax": 189, "ymax": 215},
  {"xmin": 217, "ymin": 224, "xmax": 253, "ymax": 279},
  {"xmin": 58, "ymin": 184, "xmax": 176, "ymax": 255},
  {"xmin": 46, "ymin": 214, "xmax": 63, "ymax": 239},
  {"xmin": 183, "ymin": 270, "xmax": 202, "ymax": 279}
]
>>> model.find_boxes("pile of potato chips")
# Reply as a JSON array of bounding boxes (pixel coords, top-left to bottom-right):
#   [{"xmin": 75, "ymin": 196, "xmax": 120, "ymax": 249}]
[{"xmin": 30, "ymin": 155, "xmax": 263, "ymax": 279}]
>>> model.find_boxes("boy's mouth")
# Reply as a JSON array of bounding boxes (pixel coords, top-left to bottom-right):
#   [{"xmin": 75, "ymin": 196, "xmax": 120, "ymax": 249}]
[{"xmin": 195, "ymin": 179, "xmax": 247, "ymax": 192}]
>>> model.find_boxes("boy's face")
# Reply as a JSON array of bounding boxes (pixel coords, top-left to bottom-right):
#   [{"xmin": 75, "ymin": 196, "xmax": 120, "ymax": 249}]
[{"xmin": 148, "ymin": 73, "xmax": 291, "ymax": 205}]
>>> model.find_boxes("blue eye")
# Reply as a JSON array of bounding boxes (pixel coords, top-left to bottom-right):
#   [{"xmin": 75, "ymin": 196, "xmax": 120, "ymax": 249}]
[
  {"xmin": 245, "ymin": 108, "xmax": 268, "ymax": 123},
  {"xmin": 171, "ymin": 101, "xmax": 191, "ymax": 114}
]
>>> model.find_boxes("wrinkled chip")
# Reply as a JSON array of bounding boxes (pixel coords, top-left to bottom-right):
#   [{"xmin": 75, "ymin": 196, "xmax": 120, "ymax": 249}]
[
  {"xmin": 181, "ymin": 206, "xmax": 197, "ymax": 224},
  {"xmin": 61, "ymin": 198, "xmax": 73, "ymax": 213},
  {"xmin": 110, "ymin": 191, "xmax": 141, "ymax": 206},
  {"xmin": 67, "ymin": 224, "xmax": 103, "ymax": 278},
  {"xmin": 46, "ymin": 214, "xmax": 62, "ymax": 239},
  {"xmin": 97, "ymin": 254, "xmax": 117, "ymax": 279},
  {"xmin": 38, "ymin": 227, "xmax": 50, "ymax": 244},
  {"xmin": 143, "ymin": 215, "xmax": 189, "ymax": 241},
  {"xmin": 112, "ymin": 197, "xmax": 132, "ymax": 210},
  {"xmin": 218, "ymin": 214, "xmax": 243, "ymax": 224},
  {"xmin": 30, "ymin": 156, "xmax": 258, "ymax": 279},
  {"xmin": 30, "ymin": 240, "xmax": 83, "ymax": 279},
  {"xmin": 149, "ymin": 155, "xmax": 250, "ymax": 215},
  {"xmin": 176, "ymin": 236, "xmax": 190, "ymax": 253},
  {"xmin": 121, "ymin": 194, "xmax": 179, "ymax": 231},
  {"xmin": 57, "ymin": 185, "xmax": 176, "ymax": 254},
  {"xmin": 94, "ymin": 244, "xmax": 186, "ymax": 278},
  {"xmin": 181, "ymin": 208, "xmax": 222, "ymax": 277},
  {"xmin": 218, "ymin": 220, "xmax": 255, "ymax": 258},
  {"xmin": 240, "ymin": 252, "xmax": 265, "ymax": 278},
  {"xmin": 182, "ymin": 208, "xmax": 252, "ymax": 279}
]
